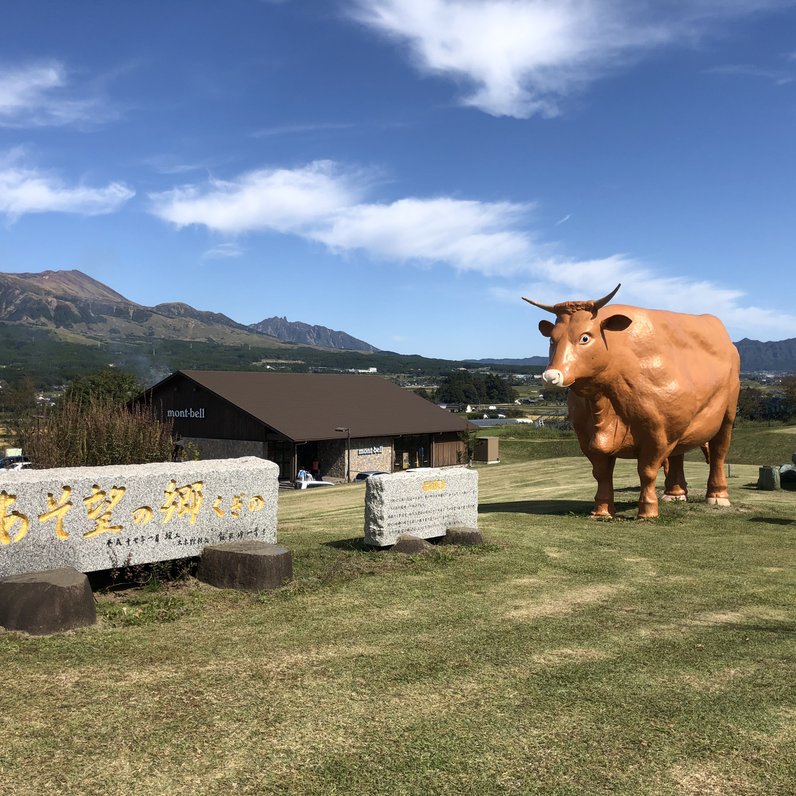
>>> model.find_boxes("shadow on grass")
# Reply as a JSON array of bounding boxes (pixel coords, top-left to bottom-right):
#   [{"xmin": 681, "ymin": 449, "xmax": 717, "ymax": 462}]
[
  {"xmin": 741, "ymin": 483, "xmax": 796, "ymax": 492},
  {"xmin": 323, "ymin": 537, "xmax": 378, "ymax": 552},
  {"xmin": 749, "ymin": 517, "xmax": 795, "ymax": 526},
  {"xmin": 478, "ymin": 499, "xmax": 638, "ymax": 516},
  {"xmin": 717, "ymin": 621, "xmax": 796, "ymax": 636}
]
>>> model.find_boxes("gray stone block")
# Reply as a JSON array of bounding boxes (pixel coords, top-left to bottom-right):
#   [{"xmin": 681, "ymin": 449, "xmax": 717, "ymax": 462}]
[
  {"xmin": 392, "ymin": 535, "xmax": 435, "ymax": 555},
  {"xmin": 0, "ymin": 567, "xmax": 96, "ymax": 635},
  {"xmin": 442, "ymin": 526, "xmax": 484, "ymax": 546},
  {"xmin": 197, "ymin": 541, "xmax": 292, "ymax": 592},
  {"xmin": 364, "ymin": 467, "xmax": 478, "ymax": 547},
  {"xmin": 0, "ymin": 457, "xmax": 279, "ymax": 578},
  {"xmin": 758, "ymin": 466, "xmax": 781, "ymax": 491}
]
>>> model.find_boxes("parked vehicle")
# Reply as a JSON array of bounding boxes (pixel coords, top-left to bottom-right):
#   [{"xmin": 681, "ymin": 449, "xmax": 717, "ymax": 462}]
[
  {"xmin": 1, "ymin": 455, "xmax": 31, "ymax": 470},
  {"xmin": 294, "ymin": 479, "xmax": 335, "ymax": 490},
  {"xmin": 354, "ymin": 471, "xmax": 389, "ymax": 481}
]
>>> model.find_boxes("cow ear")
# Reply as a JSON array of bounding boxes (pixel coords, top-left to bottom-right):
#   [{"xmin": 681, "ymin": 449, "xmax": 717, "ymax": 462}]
[
  {"xmin": 538, "ymin": 320, "xmax": 555, "ymax": 337},
  {"xmin": 601, "ymin": 314, "xmax": 631, "ymax": 333}
]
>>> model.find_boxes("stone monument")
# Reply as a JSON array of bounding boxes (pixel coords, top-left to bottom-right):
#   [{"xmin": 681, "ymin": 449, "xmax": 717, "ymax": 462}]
[
  {"xmin": 0, "ymin": 457, "xmax": 279, "ymax": 578},
  {"xmin": 364, "ymin": 467, "xmax": 478, "ymax": 547}
]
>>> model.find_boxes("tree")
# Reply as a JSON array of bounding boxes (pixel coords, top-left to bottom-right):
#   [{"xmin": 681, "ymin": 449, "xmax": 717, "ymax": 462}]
[
  {"xmin": 1, "ymin": 376, "xmax": 38, "ymax": 444},
  {"xmin": 435, "ymin": 372, "xmax": 516, "ymax": 405},
  {"xmin": 63, "ymin": 369, "xmax": 142, "ymax": 406},
  {"xmin": 782, "ymin": 376, "xmax": 796, "ymax": 420}
]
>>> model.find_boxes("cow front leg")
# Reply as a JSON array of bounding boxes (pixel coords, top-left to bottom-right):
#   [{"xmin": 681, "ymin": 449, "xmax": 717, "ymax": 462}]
[
  {"xmin": 706, "ymin": 418, "xmax": 733, "ymax": 507},
  {"xmin": 662, "ymin": 454, "xmax": 687, "ymax": 502},
  {"xmin": 637, "ymin": 459, "xmax": 663, "ymax": 519},
  {"xmin": 589, "ymin": 453, "xmax": 616, "ymax": 517}
]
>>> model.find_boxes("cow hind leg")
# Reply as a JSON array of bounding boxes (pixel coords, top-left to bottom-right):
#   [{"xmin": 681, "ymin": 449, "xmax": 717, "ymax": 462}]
[
  {"xmin": 637, "ymin": 459, "xmax": 663, "ymax": 519},
  {"xmin": 662, "ymin": 454, "xmax": 688, "ymax": 502},
  {"xmin": 590, "ymin": 453, "xmax": 616, "ymax": 517},
  {"xmin": 706, "ymin": 418, "xmax": 733, "ymax": 507}
]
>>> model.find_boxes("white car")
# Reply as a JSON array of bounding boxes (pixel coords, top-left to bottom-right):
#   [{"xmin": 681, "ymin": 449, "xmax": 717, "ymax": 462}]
[{"xmin": 294, "ymin": 478, "xmax": 335, "ymax": 490}]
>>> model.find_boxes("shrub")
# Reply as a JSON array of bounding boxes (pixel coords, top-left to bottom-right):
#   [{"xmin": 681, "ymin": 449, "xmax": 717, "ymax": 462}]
[{"xmin": 20, "ymin": 397, "xmax": 174, "ymax": 468}]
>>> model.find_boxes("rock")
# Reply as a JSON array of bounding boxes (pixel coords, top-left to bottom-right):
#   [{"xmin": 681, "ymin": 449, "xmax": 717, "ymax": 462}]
[
  {"xmin": 0, "ymin": 567, "xmax": 96, "ymax": 635},
  {"xmin": 198, "ymin": 541, "xmax": 292, "ymax": 592},
  {"xmin": 441, "ymin": 526, "xmax": 484, "ymax": 546},
  {"xmin": 779, "ymin": 463, "xmax": 796, "ymax": 486},
  {"xmin": 392, "ymin": 535, "xmax": 435, "ymax": 555},
  {"xmin": 757, "ymin": 466, "xmax": 781, "ymax": 491}
]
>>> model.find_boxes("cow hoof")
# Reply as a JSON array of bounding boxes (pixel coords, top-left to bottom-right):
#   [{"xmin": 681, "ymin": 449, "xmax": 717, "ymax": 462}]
[
  {"xmin": 661, "ymin": 494, "xmax": 687, "ymax": 502},
  {"xmin": 705, "ymin": 497, "xmax": 731, "ymax": 507}
]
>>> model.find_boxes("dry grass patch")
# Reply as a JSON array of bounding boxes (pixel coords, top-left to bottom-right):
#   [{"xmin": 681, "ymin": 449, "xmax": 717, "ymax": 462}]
[
  {"xmin": 505, "ymin": 583, "xmax": 626, "ymax": 619},
  {"xmin": 669, "ymin": 763, "xmax": 759, "ymax": 795},
  {"xmin": 531, "ymin": 646, "xmax": 611, "ymax": 666}
]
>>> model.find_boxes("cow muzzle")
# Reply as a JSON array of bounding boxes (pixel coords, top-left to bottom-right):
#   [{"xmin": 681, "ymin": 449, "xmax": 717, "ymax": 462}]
[{"xmin": 542, "ymin": 369, "xmax": 566, "ymax": 387}]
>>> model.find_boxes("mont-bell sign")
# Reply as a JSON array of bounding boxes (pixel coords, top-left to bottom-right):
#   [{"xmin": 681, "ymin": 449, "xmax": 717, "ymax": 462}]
[{"xmin": 166, "ymin": 408, "xmax": 206, "ymax": 419}]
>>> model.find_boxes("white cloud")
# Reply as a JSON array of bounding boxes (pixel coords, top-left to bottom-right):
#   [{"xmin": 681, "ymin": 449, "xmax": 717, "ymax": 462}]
[
  {"xmin": 313, "ymin": 197, "xmax": 535, "ymax": 273},
  {"xmin": 150, "ymin": 161, "xmax": 538, "ymax": 272},
  {"xmin": 150, "ymin": 158, "xmax": 796, "ymax": 339},
  {"xmin": 0, "ymin": 151, "xmax": 134, "ymax": 219},
  {"xmin": 348, "ymin": 0, "xmax": 793, "ymax": 118},
  {"xmin": 0, "ymin": 62, "xmax": 104, "ymax": 127},
  {"xmin": 496, "ymin": 254, "xmax": 796, "ymax": 338},
  {"xmin": 149, "ymin": 161, "xmax": 364, "ymax": 235}
]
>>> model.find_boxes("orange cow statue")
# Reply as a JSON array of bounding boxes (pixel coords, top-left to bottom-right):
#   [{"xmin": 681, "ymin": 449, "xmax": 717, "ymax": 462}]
[{"xmin": 524, "ymin": 284, "xmax": 740, "ymax": 519}]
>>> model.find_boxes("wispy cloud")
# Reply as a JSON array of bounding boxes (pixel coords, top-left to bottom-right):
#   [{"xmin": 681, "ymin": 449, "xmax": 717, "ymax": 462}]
[
  {"xmin": 149, "ymin": 157, "xmax": 796, "ymax": 338},
  {"xmin": 0, "ymin": 150, "xmax": 134, "ymax": 219},
  {"xmin": 705, "ymin": 63, "xmax": 794, "ymax": 85},
  {"xmin": 347, "ymin": 0, "xmax": 794, "ymax": 118},
  {"xmin": 554, "ymin": 214, "xmax": 572, "ymax": 226},
  {"xmin": 202, "ymin": 242, "xmax": 245, "ymax": 260},
  {"xmin": 497, "ymin": 254, "xmax": 796, "ymax": 338},
  {"xmin": 251, "ymin": 121, "xmax": 357, "ymax": 138},
  {"xmin": 0, "ymin": 61, "xmax": 110, "ymax": 127},
  {"xmin": 149, "ymin": 161, "xmax": 366, "ymax": 235},
  {"xmin": 148, "ymin": 160, "xmax": 537, "ymax": 272},
  {"xmin": 312, "ymin": 197, "xmax": 535, "ymax": 273}
]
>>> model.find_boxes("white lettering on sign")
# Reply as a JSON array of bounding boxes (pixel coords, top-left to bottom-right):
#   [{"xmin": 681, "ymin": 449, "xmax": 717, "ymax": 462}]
[
  {"xmin": 166, "ymin": 408, "xmax": 206, "ymax": 419},
  {"xmin": 357, "ymin": 446, "xmax": 383, "ymax": 456}
]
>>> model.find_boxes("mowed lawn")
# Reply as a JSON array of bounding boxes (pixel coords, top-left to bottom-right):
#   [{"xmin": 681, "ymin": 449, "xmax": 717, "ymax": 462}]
[{"xmin": 1, "ymin": 457, "xmax": 795, "ymax": 796}]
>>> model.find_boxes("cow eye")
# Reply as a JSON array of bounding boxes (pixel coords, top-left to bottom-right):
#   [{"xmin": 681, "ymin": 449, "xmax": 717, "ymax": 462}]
[{"xmin": 579, "ymin": 333, "xmax": 591, "ymax": 344}]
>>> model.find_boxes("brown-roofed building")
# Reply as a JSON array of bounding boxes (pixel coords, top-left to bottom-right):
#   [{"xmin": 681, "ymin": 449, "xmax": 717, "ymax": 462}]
[{"xmin": 140, "ymin": 370, "xmax": 473, "ymax": 481}]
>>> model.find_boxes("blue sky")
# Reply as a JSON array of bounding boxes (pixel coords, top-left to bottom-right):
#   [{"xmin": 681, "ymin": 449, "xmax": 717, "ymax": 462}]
[{"xmin": 1, "ymin": 0, "xmax": 795, "ymax": 360}]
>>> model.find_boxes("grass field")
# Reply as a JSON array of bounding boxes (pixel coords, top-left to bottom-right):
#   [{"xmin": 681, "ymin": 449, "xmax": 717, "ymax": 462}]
[
  {"xmin": 483, "ymin": 420, "xmax": 796, "ymax": 467},
  {"xmin": 1, "ymin": 454, "xmax": 795, "ymax": 795}
]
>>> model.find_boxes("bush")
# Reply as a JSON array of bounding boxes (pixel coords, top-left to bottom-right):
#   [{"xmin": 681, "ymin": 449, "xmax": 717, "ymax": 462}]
[{"xmin": 20, "ymin": 397, "xmax": 174, "ymax": 468}]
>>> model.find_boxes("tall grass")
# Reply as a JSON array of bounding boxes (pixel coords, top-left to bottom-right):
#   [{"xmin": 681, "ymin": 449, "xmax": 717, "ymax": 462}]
[{"xmin": 20, "ymin": 397, "xmax": 174, "ymax": 468}]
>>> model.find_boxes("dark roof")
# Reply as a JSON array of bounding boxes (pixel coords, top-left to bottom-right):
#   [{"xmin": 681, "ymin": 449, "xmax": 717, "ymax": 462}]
[{"xmin": 157, "ymin": 370, "xmax": 471, "ymax": 442}]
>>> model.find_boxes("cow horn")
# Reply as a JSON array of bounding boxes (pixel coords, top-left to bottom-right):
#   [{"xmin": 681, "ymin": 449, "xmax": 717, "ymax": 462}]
[
  {"xmin": 522, "ymin": 296, "xmax": 557, "ymax": 314},
  {"xmin": 591, "ymin": 283, "xmax": 621, "ymax": 311}
]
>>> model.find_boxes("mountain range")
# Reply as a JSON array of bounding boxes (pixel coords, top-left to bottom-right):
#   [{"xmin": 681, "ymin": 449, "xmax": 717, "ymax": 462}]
[
  {"xmin": 0, "ymin": 269, "xmax": 376, "ymax": 352},
  {"xmin": 0, "ymin": 269, "xmax": 794, "ymax": 373}
]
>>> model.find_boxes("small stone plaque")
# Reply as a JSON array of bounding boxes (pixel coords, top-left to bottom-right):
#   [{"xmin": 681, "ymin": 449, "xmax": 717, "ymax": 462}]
[
  {"xmin": 364, "ymin": 467, "xmax": 478, "ymax": 547},
  {"xmin": 0, "ymin": 457, "xmax": 279, "ymax": 578}
]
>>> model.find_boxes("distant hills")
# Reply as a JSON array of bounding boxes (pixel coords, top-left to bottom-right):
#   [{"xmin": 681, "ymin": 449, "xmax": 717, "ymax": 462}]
[
  {"xmin": 733, "ymin": 338, "xmax": 796, "ymax": 374},
  {"xmin": 0, "ymin": 269, "xmax": 377, "ymax": 353},
  {"xmin": 0, "ymin": 270, "xmax": 794, "ymax": 378},
  {"xmin": 471, "ymin": 342, "xmax": 796, "ymax": 375},
  {"xmin": 250, "ymin": 316, "xmax": 377, "ymax": 353}
]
